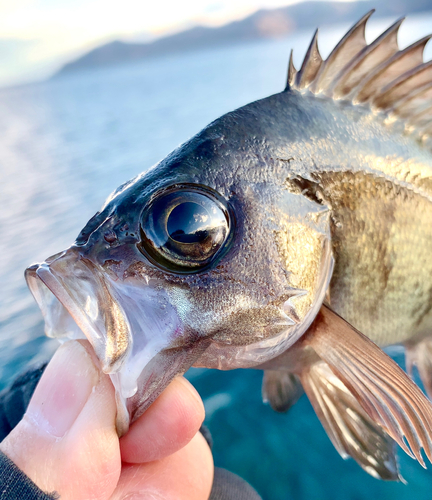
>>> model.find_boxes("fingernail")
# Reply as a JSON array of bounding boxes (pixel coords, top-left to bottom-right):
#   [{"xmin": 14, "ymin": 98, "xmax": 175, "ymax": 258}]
[
  {"xmin": 26, "ymin": 341, "xmax": 99, "ymax": 438},
  {"xmin": 122, "ymin": 492, "xmax": 166, "ymax": 499}
]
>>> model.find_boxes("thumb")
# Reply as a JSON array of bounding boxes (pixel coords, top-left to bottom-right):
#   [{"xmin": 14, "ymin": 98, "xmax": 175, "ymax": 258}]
[{"xmin": 0, "ymin": 340, "xmax": 121, "ymax": 500}]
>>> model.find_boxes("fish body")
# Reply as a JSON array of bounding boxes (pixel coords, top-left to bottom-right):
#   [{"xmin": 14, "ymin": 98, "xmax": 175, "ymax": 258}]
[
  {"xmin": 26, "ymin": 12, "xmax": 432, "ymax": 480},
  {"xmin": 278, "ymin": 90, "xmax": 432, "ymax": 347}
]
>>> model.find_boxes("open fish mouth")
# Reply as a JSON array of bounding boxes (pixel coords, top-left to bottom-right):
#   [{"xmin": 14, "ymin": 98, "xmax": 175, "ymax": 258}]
[
  {"xmin": 26, "ymin": 251, "xmax": 132, "ymax": 372},
  {"xmin": 25, "ymin": 249, "xmax": 191, "ymax": 434}
]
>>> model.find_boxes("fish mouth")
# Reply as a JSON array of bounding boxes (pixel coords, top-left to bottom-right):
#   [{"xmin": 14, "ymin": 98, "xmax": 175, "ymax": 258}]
[
  {"xmin": 25, "ymin": 249, "xmax": 198, "ymax": 434},
  {"xmin": 25, "ymin": 251, "xmax": 131, "ymax": 372}
]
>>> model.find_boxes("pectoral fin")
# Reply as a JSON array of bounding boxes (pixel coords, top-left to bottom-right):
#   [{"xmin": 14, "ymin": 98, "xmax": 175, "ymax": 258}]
[
  {"xmin": 303, "ymin": 305, "xmax": 432, "ymax": 467},
  {"xmin": 262, "ymin": 370, "xmax": 303, "ymax": 413},
  {"xmin": 301, "ymin": 361, "xmax": 400, "ymax": 480}
]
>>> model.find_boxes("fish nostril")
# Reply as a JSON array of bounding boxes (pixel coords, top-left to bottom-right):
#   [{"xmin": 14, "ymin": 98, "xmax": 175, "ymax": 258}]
[{"xmin": 104, "ymin": 230, "xmax": 117, "ymax": 243}]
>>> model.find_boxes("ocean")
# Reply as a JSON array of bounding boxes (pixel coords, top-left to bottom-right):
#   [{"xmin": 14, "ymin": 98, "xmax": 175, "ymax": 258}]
[{"xmin": 1, "ymin": 13, "xmax": 432, "ymax": 499}]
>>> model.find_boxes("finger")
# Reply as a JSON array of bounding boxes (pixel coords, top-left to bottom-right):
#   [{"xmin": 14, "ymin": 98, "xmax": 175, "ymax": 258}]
[
  {"xmin": 0, "ymin": 340, "xmax": 121, "ymax": 500},
  {"xmin": 120, "ymin": 376, "xmax": 205, "ymax": 464},
  {"xmin": 112, "ymin": 432, "xmax": 213, "ymax": 500}
]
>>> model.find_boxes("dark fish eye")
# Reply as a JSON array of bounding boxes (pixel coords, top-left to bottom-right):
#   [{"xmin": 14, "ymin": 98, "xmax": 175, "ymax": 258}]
[{"xmin": 138, "ymin": 184, "xmax": 233, "ymax": 273}]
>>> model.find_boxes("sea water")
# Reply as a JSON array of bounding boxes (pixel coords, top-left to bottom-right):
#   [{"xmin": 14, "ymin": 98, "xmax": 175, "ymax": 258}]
[{"xmin": 0, "ymin": 13, "xmax": 432, "ymax": 499}]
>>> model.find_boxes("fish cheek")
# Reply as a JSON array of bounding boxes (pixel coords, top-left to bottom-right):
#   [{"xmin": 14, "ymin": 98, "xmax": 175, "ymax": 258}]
[{"xmin": 172, "ymin": 194, "xmax": 331, "ymax": 348}]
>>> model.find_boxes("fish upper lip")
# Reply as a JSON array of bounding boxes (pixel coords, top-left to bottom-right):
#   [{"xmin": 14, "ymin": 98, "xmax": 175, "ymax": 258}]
[{"xmin": 25, "ymin": 252, "xmax": 131, "ymax": 373}]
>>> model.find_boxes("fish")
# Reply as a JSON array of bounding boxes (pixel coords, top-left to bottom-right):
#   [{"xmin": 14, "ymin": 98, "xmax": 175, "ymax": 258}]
[{"xmin": 25, "ymin": 10, "xmax": 432, "ymax": 481}]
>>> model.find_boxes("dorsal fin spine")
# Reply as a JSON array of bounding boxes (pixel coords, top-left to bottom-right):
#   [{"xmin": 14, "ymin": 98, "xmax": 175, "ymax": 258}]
[
  {"xmin": 412, "ymin": 105, "xmax": 432, "ymax": 131},
  {"xmin": 285, "ymin": 12, "xmax": 432, "ymax": 150},
  {"xmin": 310, "ymin": 10, "xmax": 374, "ymax": 94},
  {"xmin": 352, "ymin": 34, "xmax": 432, "ymax": 103},
  {"xmin": 330, "ymin": 17, "xmax": 403, "ymax": 99},
  {"xmin": 295, "ymin": 29, "xmax": 322, "ymax": 89},
  {"xmin": 390, "ymin": 81, "xmax": 432, "ymax": 118},
  {"xmin": 373, "ymin": 60, "xmax": 432, "ymax": 110},
  {"xmin": 286, "ymin": 49, "xmax": 297, "ymax": 90}
]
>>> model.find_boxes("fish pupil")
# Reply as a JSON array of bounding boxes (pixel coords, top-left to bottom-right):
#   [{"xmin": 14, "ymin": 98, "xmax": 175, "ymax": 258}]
[
  {"xmin": 139, "ymin": 184, "xmax": 233, "ymax": 274},
  {"xmin": 167, "ymin": 202, "xmax": 210, "ymax": 243}
]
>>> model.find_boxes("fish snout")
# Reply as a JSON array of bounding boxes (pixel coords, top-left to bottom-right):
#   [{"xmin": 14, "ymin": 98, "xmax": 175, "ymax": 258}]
[
  {"xmin": 26, "ymin": 249, "xmax": 131, "ymax": 372},
  {"xmin": 25, "ymin": 249, "xmax": 202, "ymax": 434}
]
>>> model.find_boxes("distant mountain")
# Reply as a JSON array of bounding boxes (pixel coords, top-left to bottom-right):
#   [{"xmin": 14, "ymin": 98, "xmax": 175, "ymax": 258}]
[{"xmin": 54, "ymin": 0, "xmax": 432, "ymax": 77}]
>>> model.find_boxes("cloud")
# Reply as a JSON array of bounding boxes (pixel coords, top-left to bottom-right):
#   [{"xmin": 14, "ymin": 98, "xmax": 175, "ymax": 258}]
[{"xmin": 0, "ymin": 38, "xmax": 35, "ymax": 61}]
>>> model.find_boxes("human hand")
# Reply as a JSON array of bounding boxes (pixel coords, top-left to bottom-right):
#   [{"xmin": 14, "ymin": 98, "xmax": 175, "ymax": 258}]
[{"xmin": 0, "ymin": 340, "xmax": 213, "ymax": 499}]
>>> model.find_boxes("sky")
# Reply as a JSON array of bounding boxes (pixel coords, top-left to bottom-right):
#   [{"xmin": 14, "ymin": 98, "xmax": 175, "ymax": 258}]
[{"xmin": 0, "ymin": 0, "xmax": 355, "ymax": 88}]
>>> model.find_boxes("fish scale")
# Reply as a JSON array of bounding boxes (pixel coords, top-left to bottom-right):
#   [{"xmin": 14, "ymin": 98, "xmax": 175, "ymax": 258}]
[{"xmin": 312, "ymin": 170, "xmax": 432, "ymax": 345}]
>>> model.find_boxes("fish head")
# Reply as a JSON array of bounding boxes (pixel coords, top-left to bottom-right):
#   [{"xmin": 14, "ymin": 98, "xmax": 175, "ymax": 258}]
[{"xmin": 25, "ymin": 100, "xmax": 333, "ymax": 429}]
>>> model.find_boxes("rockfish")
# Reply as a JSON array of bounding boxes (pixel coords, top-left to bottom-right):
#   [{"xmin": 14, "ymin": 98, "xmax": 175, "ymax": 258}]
[{"xmin": 26, "ymin": 11, "xmax": 432, "ymax": 480}]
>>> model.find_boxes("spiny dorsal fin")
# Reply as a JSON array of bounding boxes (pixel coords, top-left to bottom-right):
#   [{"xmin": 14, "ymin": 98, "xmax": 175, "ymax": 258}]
[
  {"xmin": 392, "ymin": 82, "xmax": 432, "ymax": 121},
  {"xmin": 288, "ymin": 12, "xmax": 432, "ymax": 145},
  {"xmin": 295, "ymin": 29, "xmax": 322, "ymax": 90},
  {"xmin": 353, "ymin": 34, "xmax": 431, "ymax": 103},
  {"xmin": 331, "ymin": 17, "xmax": 403, "ymax": 99},
  {"xmin": 286, "ymin": 49, "xmax": 297, "ymax": 89},
  {"xmin": 310, "ymin": 10, "xmax": 373, "ymax": 94},
  {"xmin": 373, "ymin": 60, "xmax": 432, "ymax": 110}
]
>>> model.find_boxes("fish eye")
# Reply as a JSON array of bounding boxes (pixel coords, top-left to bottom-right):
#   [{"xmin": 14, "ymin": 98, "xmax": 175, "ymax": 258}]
[{"xmin": 138, "ymin": 184, "xmax": 233, "ymax": 273}]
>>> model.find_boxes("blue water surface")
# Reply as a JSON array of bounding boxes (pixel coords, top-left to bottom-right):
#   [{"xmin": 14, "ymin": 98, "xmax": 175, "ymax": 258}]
[{"xmin": 1, "ymin": 14, "xmax": 432, "ymax": 500}]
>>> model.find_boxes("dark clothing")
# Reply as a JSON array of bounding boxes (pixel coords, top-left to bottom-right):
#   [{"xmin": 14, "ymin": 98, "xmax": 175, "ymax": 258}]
[
  {"xmin": 0, "ymin": 365, "xmax": 47, "ymax": 439},
  {"xmin": 0, "ymin": 364, "xmax": 262, "ymax": 500},
  {"xmin": 210, "ymin": 468, "xmax": 263, "ymax": 500},
  {"xmin": 0, "ymin": 452, "xmax": 57, "ymax": 500}
]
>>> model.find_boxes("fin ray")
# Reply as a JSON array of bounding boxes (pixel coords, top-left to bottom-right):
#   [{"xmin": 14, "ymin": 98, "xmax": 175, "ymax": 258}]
[
  {"xmin": 409, "ymin": 105, "xmax": 432, "ymax": 131},
  {"xmin": 303, "ymin": 306, "xmax": 432, "ymax": 466},
  {"xmin": 311, "ymin": 10, "xmax": 373, "ymax": 93},
  {"xmin": 262, "ymin": 370, "xmax": 304, "ymax": 412},
  {"xmin": 287, "ymin": 11, "xmax": 432, "ymax": 142},
  {"xmin": 335, "ymin": 351, "xmax": 428, "ymax": 465},
  {"xmin": 353, "ymin": 35, "xmax": 431, "ymax": 103},
  {"xmin": 391, "ymin": 82, "xmax": 432, "ymax": 119},
  {"xmin": 332, "ymin": 18, "xmax": 403, "ymax": 99},
  {"xmin": 286, "ymin": 49, "xmax": 297, "ymax": 89},
  {"xmin": 295, "ymin": 30, "xmax": 323, "ymax": 89},
  {"xmin": 302, "ymin": 360, "xmax": 400, "ymax": 480},
  {"xmin": 373, "ymin": 61, "xmax": 432, "ymax": 110}
]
